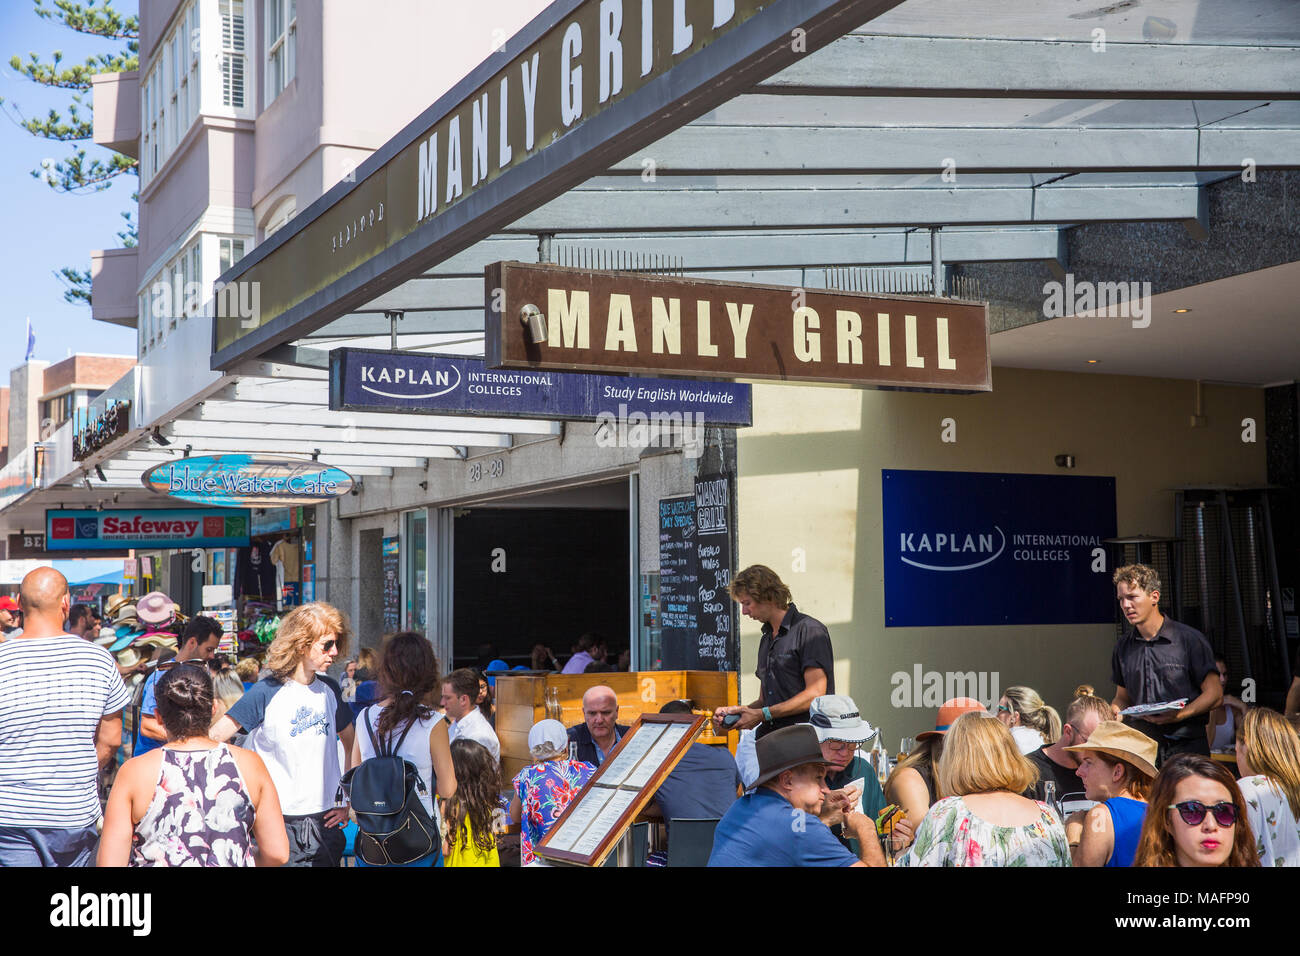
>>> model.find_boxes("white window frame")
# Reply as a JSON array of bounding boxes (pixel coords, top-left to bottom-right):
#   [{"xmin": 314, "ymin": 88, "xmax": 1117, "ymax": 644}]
[
  {"xmin": 220, "ymin": 0, "xmax": 247, "ymax": 110},
  {"xmin": 264, "ymin": 0, "xmax": 296, "ymax": 106},
  {"xmin": 140, "ymin": 1, "xmax": 203, "ymax": 186}
]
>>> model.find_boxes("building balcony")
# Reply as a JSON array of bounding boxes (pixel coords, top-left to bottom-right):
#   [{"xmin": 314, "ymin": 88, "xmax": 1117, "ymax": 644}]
[
  {"xmin": 91, "ymin": 70, "xmax": 140, "ymax": 158},
  {"xmin": 91, "ymin": 248, "xmax": 139, "ymax": 327}
]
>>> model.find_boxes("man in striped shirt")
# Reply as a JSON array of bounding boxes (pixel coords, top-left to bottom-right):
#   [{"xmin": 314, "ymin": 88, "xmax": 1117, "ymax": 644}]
[{"xmin": 0, "ymin": 568, "xmax": 131, "ymax": 866}]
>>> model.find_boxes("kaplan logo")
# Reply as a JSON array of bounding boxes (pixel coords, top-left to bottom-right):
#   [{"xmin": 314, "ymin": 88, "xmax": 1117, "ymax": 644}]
[
  {"xmin": 898, "ymin": 527, "xmax": 1005, "ymax": 571},
  {"xmin": 359, "ymin": 363, "xmax": 461, "ymax": 400},
  {"xmin": 50, "ymin": 886, "xmax": 151, "ymax": 936},
  {"xmin": 1042, "ymin": 274, "xmax": 1152, "ymax": 328}
]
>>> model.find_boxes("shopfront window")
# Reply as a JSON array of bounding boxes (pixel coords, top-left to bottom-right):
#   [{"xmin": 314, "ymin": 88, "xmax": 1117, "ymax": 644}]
[{"xmin": 404, "ymin": 509, "xmax": 428, "ymax": 632}]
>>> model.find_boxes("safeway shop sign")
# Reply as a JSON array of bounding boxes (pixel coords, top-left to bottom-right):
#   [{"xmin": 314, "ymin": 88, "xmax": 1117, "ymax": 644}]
[
  {"xmin": 881, "ymin": 470, "xmax": 1116, "ymax": 627},
  {"xmin": 46, "ymin": 509, "xmax": 251, "ymax": 551},
  {"xmin": 330, "ymin": 348, "xmax": 751, "ymax": 426}
]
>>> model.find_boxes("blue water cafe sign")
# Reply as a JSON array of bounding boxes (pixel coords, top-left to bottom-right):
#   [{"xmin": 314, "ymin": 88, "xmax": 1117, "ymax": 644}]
[
  {"xmin": 142, "ymin": 455, "xmax": 354, "ymax": 507},
  {"xmin": 881, "ymin": 469, "xmax": 1117, "ymax": 627},
  {"xmin": 329, "ymin": 348, "xmax": 752, "ymax": 426}
]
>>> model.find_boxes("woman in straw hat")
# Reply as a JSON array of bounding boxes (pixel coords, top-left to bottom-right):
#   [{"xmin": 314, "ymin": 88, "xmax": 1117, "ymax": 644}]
[
  {"xmin": 1235, "ymin": 707, "xmax": 1300, "ymax": 866},
  {"xmin": 1062, "ymin": 720, "xmax": 1157, "ymax": 867}
]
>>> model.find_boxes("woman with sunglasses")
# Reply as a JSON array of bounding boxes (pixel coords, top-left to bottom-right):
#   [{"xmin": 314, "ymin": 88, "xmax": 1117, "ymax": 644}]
[
  {"xmin": 98, "ymin": 661, "xmax": 288, "ymax": 866},
  {"xmin": 210, "ymin": 603, "xmax": 357, "ymax": 867},
  {"xmin": 1235, "ymin": 707, "xmax": 1300, "ymax": 866},
  {"xmin": 1133, "ymin": 753, "xmax": 1259, "ymax": 867}
]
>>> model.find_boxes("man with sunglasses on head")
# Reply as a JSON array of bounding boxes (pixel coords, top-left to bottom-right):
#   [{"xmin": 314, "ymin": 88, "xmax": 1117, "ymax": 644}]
[
  {"xmin": 210, "ymin": 603, "xmax": 356, "ymax": 867},
  {"xmin": 135, "ymin": 616, "xmax": 223, "ymax": 757}
]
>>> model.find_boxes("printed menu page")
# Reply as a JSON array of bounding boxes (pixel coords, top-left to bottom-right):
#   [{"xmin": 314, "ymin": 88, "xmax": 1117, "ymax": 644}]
[
  {"xmin": 624, "ymin": 723, "xmax": 691, "ymax": 789},
  {"xmin": 542, "ymin": 785, "xmax": 615, "ymax": 854},
  {"xmin": 569, "ymin": 788, "xmax": 640, "ymax": 858},
  {"xmin": 597, "ymin": 723, "xmax": 666, "ymax": 787}
]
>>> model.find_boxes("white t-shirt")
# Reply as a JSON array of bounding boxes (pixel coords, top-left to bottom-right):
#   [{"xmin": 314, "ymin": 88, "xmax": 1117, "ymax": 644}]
[
  {"xmin": 449, "ymin": 707, "xmax": 500, "ymax": 765},
  {"xmin": 1011, "ymin": 725, "xmax": 1045, "ymax": 755},
  {"xmin": 356, "ymin": 704, "xmax": 444, "ymax": 816},
  {"xmin": 0, "ymin": 634, "xmax": 131, "ymax": 828},
  {"xmin": 226, "ymin": 674, "xmax": 353, "ymax": 815}
]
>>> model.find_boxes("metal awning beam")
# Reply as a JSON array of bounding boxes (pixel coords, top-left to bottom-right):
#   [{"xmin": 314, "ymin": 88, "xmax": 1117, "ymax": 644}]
[
  {"xmin": 165, "ymin": 418, "xmax": 516, "ymax": 449},
  {"xmin": 510, "ymin": 181, "xmax": 1204, "ymax": 231},
  {"xmin": 759, "ymin": 35, "xmax": 1300, "ymax": 100},
  {"xmin": 609, "ymin": 122, "xmax": 1300, "ymax": 175},
  {"xmin": 189, "ymin": 401, "xmax": 561, "ymax": 436}
]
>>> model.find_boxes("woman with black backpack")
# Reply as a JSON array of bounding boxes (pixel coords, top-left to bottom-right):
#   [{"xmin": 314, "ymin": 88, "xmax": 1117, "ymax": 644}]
[{"xmin": 348, "ymin": 631, "xmax": 457, "ymax": 866}]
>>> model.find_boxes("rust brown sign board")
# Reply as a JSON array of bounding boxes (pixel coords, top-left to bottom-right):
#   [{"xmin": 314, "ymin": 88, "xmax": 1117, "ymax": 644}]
[{"xmin": 485, "ymin": 262, "xmax": 991, "ymax": 390}]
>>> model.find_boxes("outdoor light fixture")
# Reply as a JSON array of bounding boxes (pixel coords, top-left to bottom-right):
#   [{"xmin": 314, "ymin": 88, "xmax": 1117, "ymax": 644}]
[
  {"xmin": 520, "ymin": 303, "xmax": 547, "ymax": 344},
  {"xmin": 151, "ymin": 428, "xmax": 171, "ymax": 446},
  {"xmin": 1055, "ymin": 454, "xmax": 1076, "ymax": 469},
  {"xmin": 95, "ymin": 465, "xmax": 107, "ymax": 482},
  {"xmin": 1087, "ymin": 359, "xmax": 1099, "ymax": 364},
  {"xmin": 82, "ymin": 474, "xmax": 93, "ymax": 491},
  {"xmin": 1172, "ymin": 308, "xmax": 1192, "ymax": 314}
]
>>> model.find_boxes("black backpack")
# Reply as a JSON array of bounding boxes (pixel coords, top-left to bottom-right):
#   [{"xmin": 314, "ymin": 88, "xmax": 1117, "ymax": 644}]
[{"xmin": 338, "ymin": 709, "xmax": 438, "ymax": 866}]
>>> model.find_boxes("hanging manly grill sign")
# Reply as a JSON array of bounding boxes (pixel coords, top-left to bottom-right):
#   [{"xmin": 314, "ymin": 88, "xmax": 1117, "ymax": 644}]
[
  {"xmin": 212, "ymin": 0, "xmax": 907, "ymax": 366},
  {"xmin": 485, "ymin": 262, "xmax": 991, "ymax": 390}
]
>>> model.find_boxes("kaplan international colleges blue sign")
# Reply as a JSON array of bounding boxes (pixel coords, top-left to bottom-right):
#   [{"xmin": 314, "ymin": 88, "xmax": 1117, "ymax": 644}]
[
  {"xmin": 329, "ymin": 348, "xmax": 751, "ymax": 426},
  {"xmin": 882, "ymin": 470, "xmax": 1117, "ymax": 627}
]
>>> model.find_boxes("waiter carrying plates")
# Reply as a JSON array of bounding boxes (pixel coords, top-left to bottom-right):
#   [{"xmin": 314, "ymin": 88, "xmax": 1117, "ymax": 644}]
[
  {"xmin": 713, "ymin": 566, "xmax": 835, "ymax": 740},
  {"xmin": 1109, "ymin": 564, "xmax": 1220, "ymax": 767}
]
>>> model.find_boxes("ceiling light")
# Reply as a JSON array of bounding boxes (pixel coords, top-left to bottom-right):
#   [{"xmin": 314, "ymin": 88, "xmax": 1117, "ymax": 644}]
[
  {"xmin": 1172, "ymin": 308, "xmax": 1192, "ymax": 314},
  {"xmin": 1087, "ymin": 359, "xmax": 1099, "ymax": 365}
]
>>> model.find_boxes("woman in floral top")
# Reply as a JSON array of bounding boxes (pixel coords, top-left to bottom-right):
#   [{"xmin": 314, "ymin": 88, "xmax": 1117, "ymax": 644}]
[
  {"xmin": 510, "ymin": 719, "xmax": 595, "ymax": 865},
  {"xmin": 899, "ymin": 712, "xmax": 1071, "ymax": 867},
  {"xmin": 1235, "ymin": 708, "xmax": 1300, "ymax": 866}
]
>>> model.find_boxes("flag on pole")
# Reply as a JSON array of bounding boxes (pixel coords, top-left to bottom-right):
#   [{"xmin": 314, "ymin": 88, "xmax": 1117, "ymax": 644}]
[{"xmin": 24, "ymin": 318, "xmax": 35, "ymax": 361}]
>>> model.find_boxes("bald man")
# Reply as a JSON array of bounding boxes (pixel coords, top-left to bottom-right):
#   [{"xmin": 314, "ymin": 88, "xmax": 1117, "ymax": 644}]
[
  {"xmin": 0, "ymin": 568, "xmax": 131, "ymax": 866},
  {"xmin": 567, "ymin": 685, "xmax": 631, "ymax": 766}
]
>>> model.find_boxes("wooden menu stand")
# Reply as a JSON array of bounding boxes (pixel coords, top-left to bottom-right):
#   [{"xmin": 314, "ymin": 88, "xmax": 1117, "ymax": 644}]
[{"xmin": 538, "ymin": 712, "xmax": 707, "ymax": 867}]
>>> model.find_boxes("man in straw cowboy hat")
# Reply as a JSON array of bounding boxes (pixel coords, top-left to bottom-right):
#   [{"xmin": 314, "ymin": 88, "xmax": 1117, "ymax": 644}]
[
  {"xmin": 0, "ymin": 568, "xmax": 131, "ymax": 866},
  {"xmin": 1061, "ymin": 720, "xmax": 1158, "ymax": 868},
  {"xmin": 708, "ymin": 724, "xmax": 889, "ymax": 867}
]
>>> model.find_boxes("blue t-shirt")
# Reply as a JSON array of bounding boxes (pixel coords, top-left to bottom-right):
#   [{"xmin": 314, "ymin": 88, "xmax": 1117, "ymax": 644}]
[
  {"xmin": 1103, "ymin": 796, "xmax": 1146, "ymax": 868},
  {"xmin": 707, "ymin": 786, "xmax": 859, "ymax": 867},
  {"xmin": 134, "ymin": 669, "xmax": 163, "ymax": 755},
  {"xmin": 653, "ymin": 743, "xmax": 742, "ymax": 825}
]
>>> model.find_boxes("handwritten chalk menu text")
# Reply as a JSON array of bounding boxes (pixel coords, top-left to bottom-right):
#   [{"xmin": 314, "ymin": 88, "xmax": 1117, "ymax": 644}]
[
  {"xmin": 694, "ymin": 473, "xmax": 736, "ymax": 671},
  {"xmin": 658, "ymin": 495, "xmax": 698, "ymax": 670},
  {"xmin": 657, "ymin": 476, "xmax": 738, "ymax": 672}
]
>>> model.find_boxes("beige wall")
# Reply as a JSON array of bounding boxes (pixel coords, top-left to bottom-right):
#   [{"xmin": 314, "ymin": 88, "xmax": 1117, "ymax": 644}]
[{"xmin": 736, "ymin": 367, "xmax": 1267, "ymax": 746}]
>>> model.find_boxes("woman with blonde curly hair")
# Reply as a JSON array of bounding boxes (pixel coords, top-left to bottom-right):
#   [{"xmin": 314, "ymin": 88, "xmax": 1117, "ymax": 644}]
[{"xmin": 210, "ymin": 602, "xmax": 357, "ymax": 867}]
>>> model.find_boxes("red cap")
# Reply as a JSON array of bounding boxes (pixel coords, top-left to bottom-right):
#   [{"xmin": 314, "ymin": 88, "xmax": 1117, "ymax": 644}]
[{"xmin": 0, "ymin": 596, "xmax": 20, "ymax": 612}]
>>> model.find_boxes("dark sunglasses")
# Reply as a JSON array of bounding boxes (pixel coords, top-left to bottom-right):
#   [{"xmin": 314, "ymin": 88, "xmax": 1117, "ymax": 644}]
[
  {"xmin": 318, "ymin": 639, "xmax": 337, "ymax": 652},
  {"xmin": 1169, "ymin": 800, "xmax": 1238, "ymax": 827}
]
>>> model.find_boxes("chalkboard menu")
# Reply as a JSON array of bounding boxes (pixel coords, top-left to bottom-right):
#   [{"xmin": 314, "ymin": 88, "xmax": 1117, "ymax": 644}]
[
  {"xmin": 382, "ymin": 536, "xmax": 400, "ymax": 632},
  {"xmin": 693, "ymin": 473, "xmax": 734, "ymax": 670},
  {"xmin": 658, "ymin": 475, "xmax": 737, "ymax": 672},
  {"xmin": 658, "ymin": 495, "xmax": 698, "ymax": 670}
]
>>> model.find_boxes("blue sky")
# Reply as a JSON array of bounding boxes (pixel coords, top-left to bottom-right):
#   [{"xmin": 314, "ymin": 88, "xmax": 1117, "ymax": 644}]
[{"xmin": 0, "ymin": 0, "xmax": 139, "ymax": 366}]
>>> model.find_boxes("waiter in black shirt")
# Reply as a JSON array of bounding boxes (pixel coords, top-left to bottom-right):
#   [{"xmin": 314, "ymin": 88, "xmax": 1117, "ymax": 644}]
[
  {"xmin": 712, "ymin": 566, "xmax": 835, "ymax": 740},
  {"xmin": 1110, "ymin": 564, "xmax": 1220, "ymax": 766}
]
